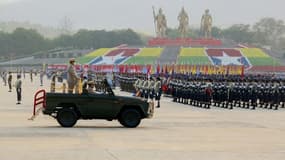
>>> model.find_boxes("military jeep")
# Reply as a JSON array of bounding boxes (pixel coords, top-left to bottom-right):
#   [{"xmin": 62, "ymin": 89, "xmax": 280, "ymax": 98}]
[{"xmin": 32, "ymin": 81, "xmax": 154, "ymax": 128}]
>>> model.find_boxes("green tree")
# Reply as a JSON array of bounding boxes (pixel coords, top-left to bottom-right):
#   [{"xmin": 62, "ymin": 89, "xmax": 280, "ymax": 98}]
[
  {"xmin": 166, "ymin": 28, "xmax": 199, "ymax": 38},
  {"xmin": 211, "ymin": 26, "xmax": 222, "ymax": 38},
  {"xmin": 222, "ymin": 24, "xmax": 253, "ymax": 43},
  {"xmin": 0, "ymin": 28, "xmax": 144, "ymax": 59},
  {"xmin": 0, "ymin": 28, "xmax": 48, "ymax": 57},
  {"xmin": 253, "ymin": 18, "xmax": 285, "ymax": 46}
]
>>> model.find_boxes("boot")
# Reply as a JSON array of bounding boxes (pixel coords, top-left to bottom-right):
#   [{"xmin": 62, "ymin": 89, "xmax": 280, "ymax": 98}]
[
  {"xmin": 245, "ymin": 102, "xmax": 248, "ymax": 108},
  {"xmin": 274, "ymin": 104, "xmax": 278, "ymax": 110},
  {"xmin": 156, "ymin": 101, "xmax": 160, "ymax": 108},
  {"xmin": 269, "ymin": 104, "xmax": 273, "ymax": 110},
  {"xmin": 229, "ymin": 103, "xmax": 233, "ymax": 110}
]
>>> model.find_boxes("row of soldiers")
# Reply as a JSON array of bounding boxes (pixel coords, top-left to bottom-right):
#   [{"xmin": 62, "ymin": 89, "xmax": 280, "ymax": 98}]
[
  {"xmin": 117, "ymin": 75, "xmax": 162, "ymax": 108},
  {"xmin": 1, "ymin": 69, "xmax": 45, "ymax": 85},
  {"xmin": 167, "ymin": 73, "xmax": 284, "ymax": 83},
  {"xmin": 169, "ymin": 79, "xmax": 285, "ymax": 110},
  {"xmin": 116, "ymin": 75, "xmax": 137, "ymax": 92}
]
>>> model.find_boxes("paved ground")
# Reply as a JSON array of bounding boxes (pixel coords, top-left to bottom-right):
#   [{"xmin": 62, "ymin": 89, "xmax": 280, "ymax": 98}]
[{"xmin": 1, "ymin": 74, "xmax": 285, "ymax": 160}]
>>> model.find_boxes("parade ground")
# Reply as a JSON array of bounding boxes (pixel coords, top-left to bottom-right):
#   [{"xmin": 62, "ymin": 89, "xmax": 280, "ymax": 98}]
[{"xmin": 1, "ymin": 75, "xmax": 285, "ymax": 160}]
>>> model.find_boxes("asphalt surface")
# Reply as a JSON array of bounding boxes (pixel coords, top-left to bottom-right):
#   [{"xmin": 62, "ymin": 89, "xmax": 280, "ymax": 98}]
[{"xmin": 0, "ymin": 74, "xmax": 285, "ymax": 160}]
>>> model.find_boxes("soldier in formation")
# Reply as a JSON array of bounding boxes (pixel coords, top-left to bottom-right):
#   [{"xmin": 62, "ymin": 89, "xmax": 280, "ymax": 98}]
[
  {"xmin": 154, "ymin": 77, "xmax": 162, "ymax": 108},
  {"xmin": 117, "ymin": 74, "xmax": 162, "ymax": 108},
  {"xmin": 170, "ymin": 79, "xmax": 212, "ymax": 109},
  {"xmin": 169, "ymin": 77, "xmax": 285, "ymax": 110},
  {"xmin": 117, "ymin": 75, "xmax": 137, "ymax": 93}
]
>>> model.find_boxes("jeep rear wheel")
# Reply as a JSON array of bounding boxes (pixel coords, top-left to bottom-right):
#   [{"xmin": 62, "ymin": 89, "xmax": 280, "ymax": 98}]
[
  {"xmin": 119, "ymin": 109, "xmax": 141, "ymax": 128},
  {"xmin": 57, "ymin": 108, "xmax": 78, "ymax": 127}
]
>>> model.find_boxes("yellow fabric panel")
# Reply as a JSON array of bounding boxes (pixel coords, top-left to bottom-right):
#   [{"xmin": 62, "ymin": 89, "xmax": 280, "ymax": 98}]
[
  {"xmin": 179, "ymin": 48, "xmax": 206, "ymax": 57},
  {"xmin": 240, "ymin": 48, "xmax": 270, "ymax": 58},
  {"xmin": 136, "ymin": 48, "xmax": 164, "ymax": 57},
  {"xmin": 85, "ymin": 48, "xmax": 111, "ymax": 57}
]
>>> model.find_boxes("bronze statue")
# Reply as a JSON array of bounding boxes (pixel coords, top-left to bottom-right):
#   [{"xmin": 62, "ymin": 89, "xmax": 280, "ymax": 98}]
[
  {"xmin": 201, "ymin": 9, "xmax": 213, "ymax": 39},
  {"xmin": 153, "ymin": 7, "xmax": 167, "ymax": 38},
  {"xmin": 178, "ymin": 7, "xmax": 189, "ymax": 38}
]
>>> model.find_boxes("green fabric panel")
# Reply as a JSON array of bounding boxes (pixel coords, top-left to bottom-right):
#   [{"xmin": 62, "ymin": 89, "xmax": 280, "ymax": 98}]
[
  {"xmin": 248, "ymin": 57, "xmax": 281, "ymax": 66},
  {"xmin": 178, "ymin": 56, "xmax": 211, "ymax": 65},
  {"xmin": 76, "ymin": 56, "xmax": 94, "ymax": 64},
  {"xmin": 124, "ymin": 57, "xmax": 158, "ymax": 65}
]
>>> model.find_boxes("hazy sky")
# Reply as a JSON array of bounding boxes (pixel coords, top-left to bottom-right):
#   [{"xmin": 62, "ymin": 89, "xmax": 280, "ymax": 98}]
[{"xmin": 0, "ymin": 0, "xmax": 284, "ymax": 33}]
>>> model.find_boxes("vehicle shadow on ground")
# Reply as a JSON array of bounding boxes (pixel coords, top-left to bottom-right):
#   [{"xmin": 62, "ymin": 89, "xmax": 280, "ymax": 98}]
[{"xmin": 28, "ymin": 125, "xmax": 156, "ymax": 130}]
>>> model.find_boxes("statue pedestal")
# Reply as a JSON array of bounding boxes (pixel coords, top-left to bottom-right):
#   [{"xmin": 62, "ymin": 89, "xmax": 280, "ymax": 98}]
[{"xmin": 148, "ymin": 38, "xmax": 222, "ymax": 47}]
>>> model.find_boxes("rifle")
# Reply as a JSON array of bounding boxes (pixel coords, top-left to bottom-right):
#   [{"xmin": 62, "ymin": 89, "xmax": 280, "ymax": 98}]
[{"xmin": 152, "ymin": 6, "xmax": 157, "ymax": 36}]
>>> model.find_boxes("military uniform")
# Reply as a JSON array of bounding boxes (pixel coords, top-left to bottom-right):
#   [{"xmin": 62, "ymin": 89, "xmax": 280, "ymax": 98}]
[
  {"xmin": 15, "ymin": 75, "xmax": 22, "ymax": 104},
  {"xmin": 280, "ymin": 85, "xmax": 285, "ymax": 108},
  {"xmin": 8, "ymin": 73, "xmax": 12, "ymax": 92},
  {"xmin": 204, "ymin": 83, "xmax": 213, "ymax": 109},
  {"xmin": 149, "ymin": 78, "xmax": 155, "ymax": 101},
  {"xmin": 67, "ymin": 62, "xmax": 79, "ymax": 94},
  {"xmin": 154, "ymin": 78, "xmax": 162, "ymax": 108}
]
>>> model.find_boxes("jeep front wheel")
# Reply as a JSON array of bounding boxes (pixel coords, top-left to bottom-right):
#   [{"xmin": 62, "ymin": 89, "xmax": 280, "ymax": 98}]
[
  {"xmin": 119, "ymin": 109, "xmax": 141, "ymax": 128},
  {"xmin": 56, "ymin": 108, "xmax": 78, "ymax": 127}
]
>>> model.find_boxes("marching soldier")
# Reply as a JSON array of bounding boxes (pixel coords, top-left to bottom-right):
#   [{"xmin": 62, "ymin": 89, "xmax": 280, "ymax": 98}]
[
  {"xmin": 3, "ymin": 71, "xmax": 7, "ymax": 86},
  {"xmin": 15, "ymin": 75, "xmax": 22, "ymax": 104},
  {"xmin": 154, "ymin": 77, "xmax": 162, "ymax": 108},
  {"xmin": 250, "ymin": 82, "xmax": 258, "ymax": 110},
  {"xmin": 40, "ymin": 70, "xmax": 44, "ymax": 86},
  {"xmin": 143, "ymin": 78, "xmax": 150, "ymax": 100},
  {"xmin": 227, "ymin": 83, "xmax": 234, "ymax": 109},
  {"xmin": 171, "ymin": 79, "xmax": 178, "ymax": 102},
  {"xmin": 8, "ymin": 72, "xmax": 12, "ymax": 92},
  {"xmin": 30, "ymin": 69, "xmax": 33, "ymax": 83},
  {"xmin": 148, "ymin": 77, "xmax": 156, "ymax": 102},
  {"xmin": 134, "ymin": 77, "xmax": 142, "ymax": 96},
  {"xmin": 204, "ymin": 83, "xmax": 213, "ymax": 109},
  {"xmin": 181, "ymin": 81, "xmax": 188, "ymax": 104},
  {"xmin": 257, "ymin": 83, "xmax": 265, "ymax": 108},
  {"xmin": 280, "ymin": 84, "xmax": 285, "ymax": 108},
  {"xmin": 271, "ymin": 84, "xmax": 280, "ymax": 110}
]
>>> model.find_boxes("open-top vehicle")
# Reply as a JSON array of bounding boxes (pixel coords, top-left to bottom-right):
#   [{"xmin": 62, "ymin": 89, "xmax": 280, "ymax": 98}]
[{"xmin": 31, "ymin": 80, "xmax": 154, "ymax": 128}]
